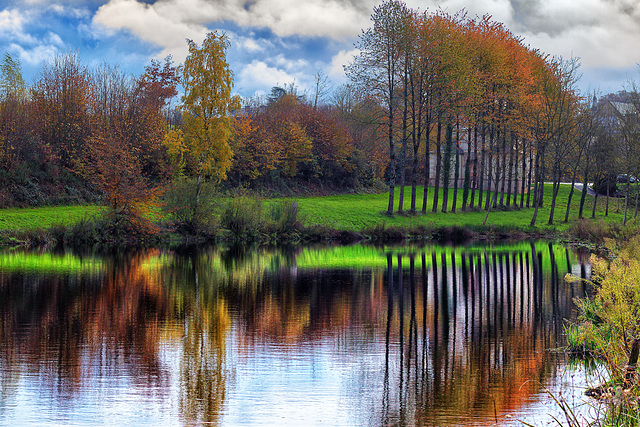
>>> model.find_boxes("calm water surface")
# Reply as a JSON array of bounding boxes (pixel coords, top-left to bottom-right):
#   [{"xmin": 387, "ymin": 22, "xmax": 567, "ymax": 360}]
[{"xmin": 0, "ymin": 243, "xmax": 605, "ymax": 426}]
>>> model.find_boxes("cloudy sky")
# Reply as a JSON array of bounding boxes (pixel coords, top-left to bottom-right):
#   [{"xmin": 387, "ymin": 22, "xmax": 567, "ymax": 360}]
[{"xmin": 1, "ymin": 0, "xmax": 640, "ymax": 99}]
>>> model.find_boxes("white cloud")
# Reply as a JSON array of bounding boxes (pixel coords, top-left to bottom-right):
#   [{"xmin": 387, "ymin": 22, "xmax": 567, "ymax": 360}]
[
  {"xmin": 239, "ymin": 0, "xmax": 371, "ymax": 39},
  {"xmin": 93, "ymin": 0, "xmax": 372, "ymax": 53},
  {"xmin": 46, "ymin": 32, "xmax": 64, "ymax": 47},
  {"xmin": 406, "ymin": 0, "xmax": 640, "ymax": 70},
  {"xmin": 0, "ymin": 9, "xmax": 25, "ymax": 33},
  {"xmin": 237, "ymin": 60, "xmax": 299, "ymax": 93},
  {"xmin": 228, "ymin": 32, "xmax": 271, "ymax": 53},
  {"xmin": 274, "ymin": 54, "xmax": 308, "ymax": 72},
  {"xmin": 329, "ymin": 48, "xmax": 359, "ymax": 81},
  {"xmin": 93, "ymin": 0, "xmax": 210, "ymax": 61},
  {"xmin": 49, "ymin": 4, "xmax": 92, "ymax": 19},
  {"xmin": 9, "ymin": 42, "xmax": 59, "ymax": 66},
  {"xmin": 515, "ymin": 0, "xmax": 640, "ymax": 69},
  {"xmin": 241, "ymin": 37, "xmax": 262, "ymax": 52},
  {"xmin": 0, "ymin": 8, "xmax": 39, "ymax": 45}
]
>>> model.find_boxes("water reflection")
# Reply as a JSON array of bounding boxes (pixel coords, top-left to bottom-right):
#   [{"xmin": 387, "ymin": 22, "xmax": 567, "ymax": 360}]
[{"xmin": 0, "ymin": 243, "xmax": 594, "ymax": 426}]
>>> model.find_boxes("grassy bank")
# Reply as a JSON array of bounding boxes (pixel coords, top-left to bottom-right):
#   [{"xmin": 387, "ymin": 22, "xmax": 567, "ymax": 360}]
[
  {"xmin": 0, "ymin": 184, "xmax": 637, "ymax": 246},
  {"xmin": 0, "ymin": 205, "xmax": 104, "ymax": 231}
]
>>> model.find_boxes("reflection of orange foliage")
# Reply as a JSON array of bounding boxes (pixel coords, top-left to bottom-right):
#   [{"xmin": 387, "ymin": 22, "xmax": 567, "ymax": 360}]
[
  {"xmin": 0, "ymin": 249, "xmax": 175, "ymax": 395},
  {"xmin": 82, "ymin": 249, "xmax": 170, "ymax": 382},
  {"xmin": 238, "ymin": 270, "xmax": 388, "ymax": 351},
  {"xmin": 252, "ymin": 297, "xmax": 310, "ymax": 344}
]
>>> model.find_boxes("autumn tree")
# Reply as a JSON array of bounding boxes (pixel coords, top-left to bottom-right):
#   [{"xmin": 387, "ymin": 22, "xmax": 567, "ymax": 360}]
[
  {"xmin": 312, "ymin": 69, "xmax": 331, "ymax": 109},
  {"xmin": 82, "ymin": 63, "xmax": 171, "ymax": 236},
  {"xmin": 347, "ymin": 0, "xmax": 412, "ymax": 215},
  {"xmin": 0, "ymin": 53, "xmax": 29, "ymax": 170},
  {"xmin": 182, "ymin": 32, "xmax": 241, "ymax": 223},
  {"xmin": 296, "ymin": 103, "xmax": 355, "ymax": 184},
  {"xmin": 32, "ymin": 53, "xmax": 94, "ymax": 170}
]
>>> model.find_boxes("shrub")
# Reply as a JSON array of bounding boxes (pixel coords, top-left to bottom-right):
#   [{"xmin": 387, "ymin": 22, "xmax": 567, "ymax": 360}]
[
  {"xmin": 571, "ymin": 241, "xmax": 640, "ymax": 378},
  {"xmin": 570, "ymin": 219, "xmax": 613, "ymax": 244},
  {"xmin": 220, "ymin": 197, "xmax": 264, "ymax": 240},
  {"xmin": 162, "ymin": 178, "xmax": 220, "ymax": 237},
  {"xmin": 266, "ymin": 201, "xmax": 302, "ymax": 235}
]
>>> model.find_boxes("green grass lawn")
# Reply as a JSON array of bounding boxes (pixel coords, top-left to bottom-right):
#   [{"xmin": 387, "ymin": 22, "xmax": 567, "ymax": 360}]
[
  {"xmin": 0, "ymin": 205, "xmax": 104, "ymax": 231},
  {"xmin": 277, "ymin": 184, "xmax": 637, "ymax": 232},
  {"xmin": 0, "ymin": 184, "xmax": 635, "ymax": 234}
]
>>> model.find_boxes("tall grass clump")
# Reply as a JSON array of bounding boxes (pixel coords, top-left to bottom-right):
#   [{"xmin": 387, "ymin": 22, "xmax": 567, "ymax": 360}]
[
  {"xmin": 220, "ymin": 197, "xmax": 265, "ymax": 241},
  {"xmin": 570, "ymin": 219, "xmax": 640, "ymax": 245},
  {"xmin": 570, "ymin": 219, "xmax": 615, "ymax": 244},
  {"xmin": 162, "ymin": 178, "xmax": 220, "ymax": 238},
  {"xmin": 264, "ymin": 201, "xmax": 303, "ymax": 239},
  {"xmin": 219, "ymin": 198, "xmax": 306, "ymax": 242}
]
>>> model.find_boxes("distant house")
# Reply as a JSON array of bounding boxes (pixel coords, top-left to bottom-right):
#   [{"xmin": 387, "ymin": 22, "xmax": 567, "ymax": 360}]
[{"xmin": 599, "ymin": 99, "xmax": 637, "ymax": 124}]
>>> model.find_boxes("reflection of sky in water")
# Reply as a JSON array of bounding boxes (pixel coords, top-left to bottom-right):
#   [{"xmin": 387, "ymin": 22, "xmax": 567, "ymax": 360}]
[
  {"xmin": 0, "ymin": 244, "xmax": 602, "ymax": 426},
  {"xmin": 2, "ymin": 343, "xmax": 605, "ymax": 426}
]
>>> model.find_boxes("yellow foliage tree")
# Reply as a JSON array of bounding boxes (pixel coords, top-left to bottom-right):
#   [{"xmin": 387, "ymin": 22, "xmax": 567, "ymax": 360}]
[
  {"xmin": 182, "ymin": 32, "xmax": 241, "ymax": 221},
  {"xmin": 162, "ymin": 128, "xmax": 187, "ymax": 177}
]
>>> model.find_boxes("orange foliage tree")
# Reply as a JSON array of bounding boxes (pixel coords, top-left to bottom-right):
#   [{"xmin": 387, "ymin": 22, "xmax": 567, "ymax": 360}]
[{"xmin": 81, "ymin": 62, "xmax": 177, "ymax": 236}]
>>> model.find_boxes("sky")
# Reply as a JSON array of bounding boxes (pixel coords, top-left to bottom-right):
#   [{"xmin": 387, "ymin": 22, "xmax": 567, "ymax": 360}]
[{"xmin": 1, "ymin": 0, "xmax": 640, "ymax": 101}]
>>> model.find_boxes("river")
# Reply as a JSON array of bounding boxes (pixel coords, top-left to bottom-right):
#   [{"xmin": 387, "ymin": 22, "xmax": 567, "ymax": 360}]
[{"xmin": 0, "ymin": 242, "xmax": 606, "ymax": 426}]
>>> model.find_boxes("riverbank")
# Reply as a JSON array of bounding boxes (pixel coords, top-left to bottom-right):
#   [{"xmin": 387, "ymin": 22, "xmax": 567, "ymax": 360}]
[{"xmin": 0, "ymin": 184, "xmax": 636, "ymax": 248}]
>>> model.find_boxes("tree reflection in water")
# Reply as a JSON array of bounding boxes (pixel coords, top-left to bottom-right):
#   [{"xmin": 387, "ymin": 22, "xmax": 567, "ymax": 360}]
[{"xmin": 0, "ymin": 243, "xmax": 593, "ymax": 426}]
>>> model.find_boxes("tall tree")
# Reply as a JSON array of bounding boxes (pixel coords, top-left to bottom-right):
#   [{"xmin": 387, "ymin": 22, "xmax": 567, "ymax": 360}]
[
  {"xmin": 32, "ymin": 53, "xmax": 94, "ymax": 169},
  {"xmin": 182, "ymin": 32, "xmax": 241, "ymax": 223},
  {"xmin": 346, "ymin": 0, "xmax": 412, "ymax": 215}
]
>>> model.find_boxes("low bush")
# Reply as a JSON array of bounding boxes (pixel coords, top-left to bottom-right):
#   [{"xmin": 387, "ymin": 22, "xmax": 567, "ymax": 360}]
[
  {"xmin": 571, "ymin": 235, "xmax": 640, "ymax": 376},
  {"xmin": 162, "ymin": 178, "xmax": 220, "ymax": 238},
  {"xmin": 570, "ymin": 219, "xmax": 615, "ymax": 243},
  {"xmin": 220, "ymin": 197, "xmax": 265, "ymax": 241}
]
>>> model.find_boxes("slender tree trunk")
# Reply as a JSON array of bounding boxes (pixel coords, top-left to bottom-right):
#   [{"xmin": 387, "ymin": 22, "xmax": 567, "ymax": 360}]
[
  {"xmin": 410, "ymin": 76, "xmax": 421, "ymax": 215},
  {"xmin": 530, "ymin": 145, "xmax": 544, "ymax": 227},
  {"xmin": 548, "ymin": 170, "xmax": 560, "ymax": 225},
  {"xmin": 591, "ymin": 179, "xmax": 598, "ymax": 219},
  {"xmin": 531, "ymin": 156, "xmax": 539, "ymax": 210},
  {"xmin": 386, "ymin": 104, "xmax": 396, "ymax": 215},
  {"xmin": 432, "ymin": 120, "xmax": 442, "ymax": 213},
  {"xmin": 193, "ymin": 170, "xmax": 203, "ymax": 225},
  {"xmin": 470, "ymin": 124, "xmax": 478, "ymax": 210},
  {"xmin": 605, "ymin": 177, "xmax": 610, "ymax": 217},
  {"xmin": 484, "ymin": 126, "xmax": 493, "ymax": 210},
  {"xmin": 462, "ymin": 125, "xmax": 472, "ymax": 211},
  {"xmin": 564, "ymin": 164, "xmax": 580, "ymax": 223},
  {"xmin": 398, "ymin": 65, "xmax": 409, "ymax": 214},
  {"xmin": 526, "ymin": 146, "xmax": 533, "ymax": 208},
  {"xmin": 519, "ymin": 138, "xmax": 527, "ymax": 208},
  {"xmin": 538, "ymin": 148, "xmax": 546, "ymax": 208},
  {"xmin": 410, "ymin": 136, "xmax": 419, "ymax": 214},
  {"xmin": 398, "ymin": 138, "xmax": 406, "ymax": 213},
  {"xmin": 483, "ymin": 169, "xmax": 501, "ymax": 226},
  {"xmin": 422, "ymin": 127, "xmax": 431, "ymax": 214},
  {"xmin": 452, "ymin": 121, "xmax": 461, "ymax": 213},
  {"xmin": 623, "ymin": 179, "xmax": 631, "ymax": 225},
  {"xmin": 507, "ymin": 132, "xmax": 515, "ymax": 207},
  {"xmin": 530, "ymin": 180, "xmax": 543, "ymax": 226},
  {"xmin": 493, "ymin": 129, "xmax": 501, "ymax": 209},
  {"xmin": 633, "ymin": 181, "xmax": 640, "ymax": 218},
  {"xmin": 478, "ymin": 124, "xmax": 486, "ymax": 208},
  {"xmin": 498, "ymin": 128, "xmax": 506, "ymax": 207},
  {"xmin": 578, "ymin": 167, "xmax": 589, "ymax": 219},
  {"xmin": 441, "ymin": 123, "xmax": 453, "ymax": 213}
]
